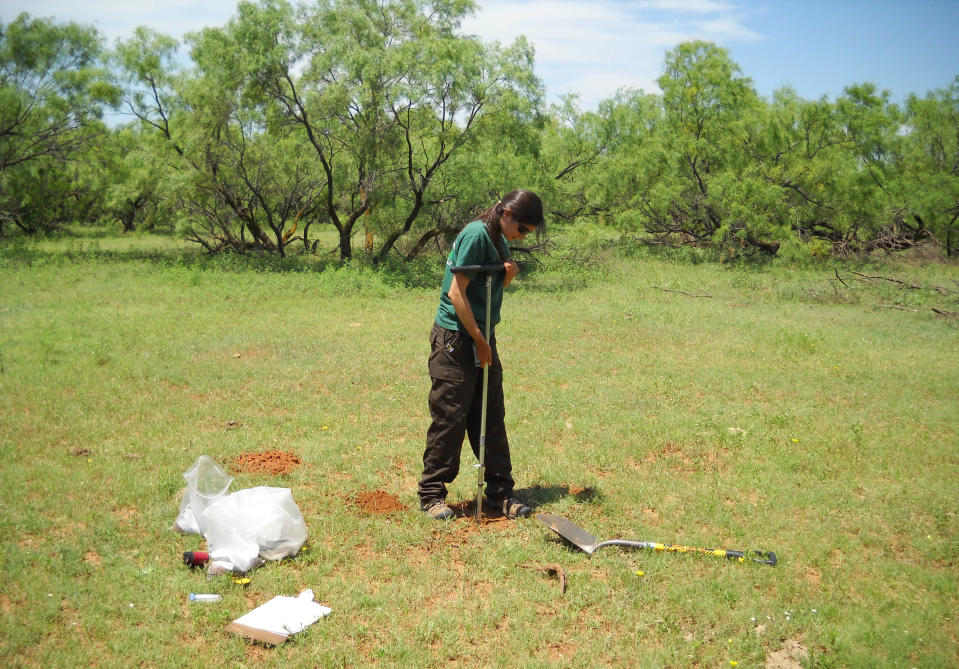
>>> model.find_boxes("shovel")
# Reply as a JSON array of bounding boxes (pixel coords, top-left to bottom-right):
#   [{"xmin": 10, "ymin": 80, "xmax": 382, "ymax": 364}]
[{"xmin": 537, "ymin": 513, "xmax": 777, "ymax": 566}]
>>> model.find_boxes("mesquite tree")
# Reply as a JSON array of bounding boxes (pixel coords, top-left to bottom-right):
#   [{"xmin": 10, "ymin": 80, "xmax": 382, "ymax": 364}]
[
  {"xmin": 113, "ymin": 0, "xmax": 539, "ymax": 259},
  {"xmin": 116, "ymin": 25, "xmax": 325, "ymax": 255},
  {"xmin": 229, "ymin": 0, "xmax": 541, "ymax": 261},
  {"xmin": 0, "ymin": 14, "xmax": 117, "ymax": 235},
  {"xmin": 897, "ymin": 79, "xmax": 959, "ymax": 256}
]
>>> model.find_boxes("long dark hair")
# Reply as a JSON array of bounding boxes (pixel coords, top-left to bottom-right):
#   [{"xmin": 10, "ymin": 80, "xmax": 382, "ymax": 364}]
[{"xmin": 477, "ymin": 189, "xmax": 545, "ymax": 260}]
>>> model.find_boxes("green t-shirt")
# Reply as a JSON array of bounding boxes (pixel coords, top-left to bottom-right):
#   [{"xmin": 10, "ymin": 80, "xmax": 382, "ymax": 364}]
[{"xmin": 435, "ymin": 220, "xmax": 511, "ymax": 333}]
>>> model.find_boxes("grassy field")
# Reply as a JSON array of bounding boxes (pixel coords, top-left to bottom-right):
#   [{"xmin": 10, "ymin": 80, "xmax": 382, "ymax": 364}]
[{"xmin": 1, "ymin": 234, "xmax": 957, "ymax": 667}]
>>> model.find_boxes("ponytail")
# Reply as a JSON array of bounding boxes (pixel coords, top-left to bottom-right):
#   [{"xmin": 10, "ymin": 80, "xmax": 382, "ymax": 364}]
[{"xmin": 478, "ymin": 199, "xmax": 509, "ymax": 261}]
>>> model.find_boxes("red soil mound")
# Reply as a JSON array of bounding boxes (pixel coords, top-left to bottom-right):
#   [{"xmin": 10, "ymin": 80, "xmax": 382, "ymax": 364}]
[
  {"xmin": 233, "ymin": 450, "xmax": 302, "ymax": 476},
  {"xmin": 355, "ymin": 490, "xmax": 406, "ymax": 515}
]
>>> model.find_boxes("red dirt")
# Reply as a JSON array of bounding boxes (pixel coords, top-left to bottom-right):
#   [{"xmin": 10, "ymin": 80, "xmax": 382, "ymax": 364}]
[
  {"xmin": 355, "ymin": 490, "xmax": 406, "ymax": 515},
  {"xmin": 352, "ymin": 492, "xmax": 511, "ymax": 525},
  {"xmin": 232, "ymin": 450, "xmax": 302, "ymax": 476},
  {"xmin": 448, "ymin": 499, "xmax": 509, "ymax": 524}
]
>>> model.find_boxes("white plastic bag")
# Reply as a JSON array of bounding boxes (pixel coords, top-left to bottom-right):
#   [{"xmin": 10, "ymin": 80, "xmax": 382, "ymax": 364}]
[
  {"xmin": 173, "ymin": 456, "xmax": 308, "ymax": 574},
  {"xmin": 173, "ymin": 455, "xmax": 234, "ymax": 534},
  {"xmin": 200, "ymin": 487, "xmax": 308, "ymax": 574}
]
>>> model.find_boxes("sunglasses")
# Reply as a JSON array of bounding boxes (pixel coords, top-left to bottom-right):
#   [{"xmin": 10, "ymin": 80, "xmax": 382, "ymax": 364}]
[{"xmin": 518, "ymin": 222, "xmax": 536, "ymax": 235}]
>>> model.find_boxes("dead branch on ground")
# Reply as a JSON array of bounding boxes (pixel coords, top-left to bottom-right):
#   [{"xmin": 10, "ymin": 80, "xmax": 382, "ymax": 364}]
[
  {"xmin": 875, "ymin": 304, "xmax": 918, "ymax": 312},
  {"xmin": 844, "ymin": 271, "xmax": 955, "ymax": 296},
  {"xmin": 654, "ymin": 286, "xmax": 714, "ymax": 298},
  {"xmin": 520, "ymin": 563, "xmax": 567, "ymax": 594}
]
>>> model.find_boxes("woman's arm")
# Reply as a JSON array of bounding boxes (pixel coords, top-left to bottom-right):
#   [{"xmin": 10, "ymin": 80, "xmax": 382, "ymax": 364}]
[{"xmin": 447, "ymin": 272, "xmax": 492, "ymax": 367}]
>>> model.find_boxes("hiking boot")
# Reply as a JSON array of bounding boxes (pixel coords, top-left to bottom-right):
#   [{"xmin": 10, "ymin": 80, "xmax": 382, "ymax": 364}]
[
  {"xmin": 495, "ymin": 496, "xmax": 531, "ymax": 519},
  {"xmin": 422, "ymin": 500, "xmax": 454, "ymax": 520}
]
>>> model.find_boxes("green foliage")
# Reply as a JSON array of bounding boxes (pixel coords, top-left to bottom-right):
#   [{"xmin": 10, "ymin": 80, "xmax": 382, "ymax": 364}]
[
  {"xmin": 536, "ymin": 89, "xmax": 662, "ymax": 231},
  {"xmin": 0, "ymin": 13, "xmax": 118, "ymax": 235},
  {"xmin": 898, "ymin": 78, "xmax": 959, "ymax": 255},
  {"xmin": 96, "ymin": 127, "xmax": 165, "ymax": 232},
  {"xmin": 539, "ymin": 42, "xmax": 957, "ymax": 262}
]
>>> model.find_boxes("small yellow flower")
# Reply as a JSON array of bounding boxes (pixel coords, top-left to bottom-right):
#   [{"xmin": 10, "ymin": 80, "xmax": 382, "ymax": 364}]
[{"xmin": 791, "ymin": 438, "xmax": 799, "ymax": 443}]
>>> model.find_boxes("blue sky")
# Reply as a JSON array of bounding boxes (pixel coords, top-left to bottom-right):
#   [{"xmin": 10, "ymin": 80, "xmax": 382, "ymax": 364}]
[{"xmin": 4, "ymin": 0, "xmax": 957, "ymax": 108}]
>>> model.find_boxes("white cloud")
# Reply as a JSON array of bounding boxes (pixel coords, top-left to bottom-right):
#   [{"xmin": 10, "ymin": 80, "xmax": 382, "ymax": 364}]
[
  {"xmin": 637, "ymin": 0, "xmax": 736, "ymax": 12},
  {"xmin": 462, "ymin": 0, "xmax": 762, "ymax": 107},
  {"xmin": 3, "ymin": 0, "xmax": 241, "ymax": 43},
  {"xmin": 696, "ymin": 18, "xmax": 762, "ymax": 41}
]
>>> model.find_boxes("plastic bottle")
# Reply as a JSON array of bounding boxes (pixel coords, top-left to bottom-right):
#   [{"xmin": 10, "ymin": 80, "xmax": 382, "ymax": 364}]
[{"xmin": 188, "ymin": 593, "xmax": 222, "ymax": 603}]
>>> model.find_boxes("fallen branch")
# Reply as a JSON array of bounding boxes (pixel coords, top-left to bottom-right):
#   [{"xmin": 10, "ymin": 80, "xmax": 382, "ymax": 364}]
[
  {"xmin": 932, "ymin": 308, "xmax": 959, "ymax": 319},
  {"xmin": 851, "ymin": 271, "xmax": 922, "ymax": 290},
  {"xmin": 653, "ymin": 286, "xmax": 713, "ymax": 298},
  {"xmin": 875, "ymin": 304, "xmax": 918, "ymax": 312},
  {"xmin": 843, "ymin": 271, "xmax": 957, "ymax": 295},
  {"xmin": 520, "ymin": 562, "xmax": 567, "ymax": 594}
]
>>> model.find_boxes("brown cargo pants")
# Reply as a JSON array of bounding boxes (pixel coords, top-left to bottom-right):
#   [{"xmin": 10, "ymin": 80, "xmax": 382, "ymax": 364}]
[{"xmin": 418, "ymin": 323, "xmax": 515, "ymax": 507}]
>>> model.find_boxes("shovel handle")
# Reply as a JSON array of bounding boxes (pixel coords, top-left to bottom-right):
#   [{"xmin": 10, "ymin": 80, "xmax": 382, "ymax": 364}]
[
  {"xmin": 592, "ymin": 540, "xmax": 777, "ymax": 566},
  {"xmin": 641, "ymin": 542, "xmax": 778, "ymax": 566}
]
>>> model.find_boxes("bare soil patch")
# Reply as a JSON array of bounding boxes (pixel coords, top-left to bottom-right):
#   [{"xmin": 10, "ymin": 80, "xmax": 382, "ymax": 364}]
[
  {"xmin": 232, "ymin": 450, "xmax": 302, "ymax": 476},
  {"xmin": 448, "ymin": 499, "xmax": 509, "ymax": 524},
  {"xmin": 765, "ymin": 638, "xmax": 809, "ymax": 669}
]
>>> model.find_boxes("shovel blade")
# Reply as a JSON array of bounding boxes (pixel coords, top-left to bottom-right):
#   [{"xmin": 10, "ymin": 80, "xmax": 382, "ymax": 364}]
[{"xmin": 537, "ymin": 512, "xmax": 599, "ymax": 554}]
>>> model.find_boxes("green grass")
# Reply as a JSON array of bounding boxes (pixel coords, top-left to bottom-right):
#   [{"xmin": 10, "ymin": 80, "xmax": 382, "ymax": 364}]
[{"xmin": 1, "ymin": 235, "xmax": 957, "ymax": 667}]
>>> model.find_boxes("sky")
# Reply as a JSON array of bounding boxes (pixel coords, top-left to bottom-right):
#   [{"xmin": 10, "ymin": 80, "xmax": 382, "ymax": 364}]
[{"xmin": 3, "ymin": 0, "xmax": 958, "ymax": 109}]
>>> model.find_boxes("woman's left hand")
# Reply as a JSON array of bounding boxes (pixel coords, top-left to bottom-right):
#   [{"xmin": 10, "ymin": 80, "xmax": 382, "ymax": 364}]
[{"xmin": 504, "ymin": 260, "xmax": 519, "ymax": 287}]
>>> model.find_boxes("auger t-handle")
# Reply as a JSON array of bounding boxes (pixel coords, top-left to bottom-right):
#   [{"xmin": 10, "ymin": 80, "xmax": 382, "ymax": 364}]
[{"xmin": 450, "ymin": 263, "xmax": 524, "ymax": 273}]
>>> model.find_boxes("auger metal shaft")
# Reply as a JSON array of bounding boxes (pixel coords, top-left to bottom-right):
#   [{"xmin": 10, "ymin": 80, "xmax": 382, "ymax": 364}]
[{"xmin": 475, "ymin": 273, "xmax": 492, "ymax": 524}]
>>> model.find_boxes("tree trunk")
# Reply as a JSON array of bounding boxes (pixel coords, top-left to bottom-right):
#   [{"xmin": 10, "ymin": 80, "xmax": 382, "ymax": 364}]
[
  {"xmin": 339, "ymin": 227, "xmax": 352, "ymax": 260},
  {"xmin": 745, "ymin": 232, "xmax": 781, "ymax": 255},
  {"xmin": 404, "ymin": 226, "xmax": 458, "ymax": 260},
  {"xmin": 243, "ymin": 218, "xmax": 274, "ymax": 250}
]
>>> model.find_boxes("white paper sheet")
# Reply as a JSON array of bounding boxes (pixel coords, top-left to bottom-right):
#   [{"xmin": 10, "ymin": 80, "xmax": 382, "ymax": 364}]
[{"xmin": 231, "ymin": 589, "xmax": 331, "ymax": 638}]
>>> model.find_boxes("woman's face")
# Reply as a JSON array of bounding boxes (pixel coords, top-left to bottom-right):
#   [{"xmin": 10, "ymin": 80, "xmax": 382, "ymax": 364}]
[{"xmin": 501, "ymin": 210, "xmax": 536, "ymax": 242}]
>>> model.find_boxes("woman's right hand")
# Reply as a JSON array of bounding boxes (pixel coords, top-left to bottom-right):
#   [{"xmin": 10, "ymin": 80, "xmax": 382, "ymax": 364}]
[{"xmin": 474, "ymin": 337, "xmax": 492, "ymax": 368}]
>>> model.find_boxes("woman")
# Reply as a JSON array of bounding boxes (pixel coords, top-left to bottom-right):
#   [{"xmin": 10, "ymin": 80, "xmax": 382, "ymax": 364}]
[{"xmin": 418, "ymin": 189, "xmax": 545, "ymax": 520}]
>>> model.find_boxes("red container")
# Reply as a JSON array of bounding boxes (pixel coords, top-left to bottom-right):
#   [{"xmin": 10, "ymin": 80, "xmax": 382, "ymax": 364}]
[{"xmin": 182, "ymin": 551, "xmax": 210, "ymax": 568}]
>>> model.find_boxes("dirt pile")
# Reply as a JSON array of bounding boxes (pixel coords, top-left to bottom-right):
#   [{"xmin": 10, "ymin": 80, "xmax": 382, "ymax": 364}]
[
  {"xmin": 233, "ymin": 450, "xmax": 302, "ymax": 476},
  {"xmin": 355, "ymin": 490, "xmax": 406, "ymax": 515}
]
